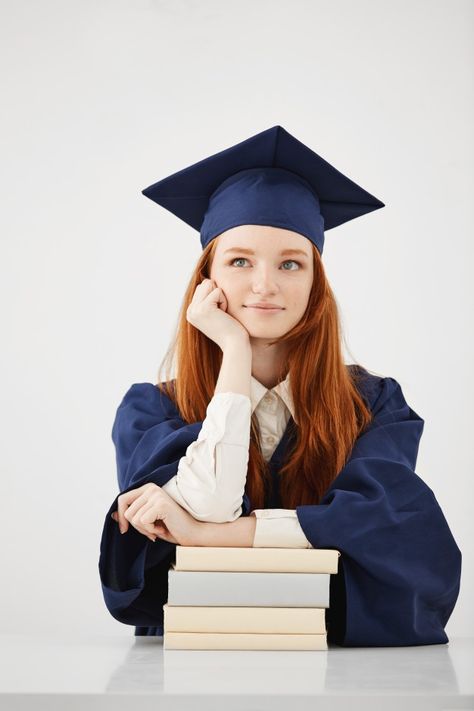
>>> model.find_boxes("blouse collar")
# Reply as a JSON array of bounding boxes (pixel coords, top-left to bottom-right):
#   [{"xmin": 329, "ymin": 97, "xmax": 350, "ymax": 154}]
[{"xmin": 250, "ymin": 371, "xmax": 296, "ymax": 423}]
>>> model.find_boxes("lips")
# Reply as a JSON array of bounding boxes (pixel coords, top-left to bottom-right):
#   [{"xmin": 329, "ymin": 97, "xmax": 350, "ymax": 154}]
[
  {"xmin": 244, "ymin": 304, "xmax": 284, "ymax": 310},
  {"xmin": 244, "ymin": 305, "xmax": 284, "ymax": 313}
]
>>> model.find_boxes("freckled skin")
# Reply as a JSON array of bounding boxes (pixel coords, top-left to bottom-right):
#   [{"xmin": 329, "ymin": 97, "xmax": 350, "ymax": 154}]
[{"xmin": 210, "ymin": 225, "xmax": 313, "ymax": 386}]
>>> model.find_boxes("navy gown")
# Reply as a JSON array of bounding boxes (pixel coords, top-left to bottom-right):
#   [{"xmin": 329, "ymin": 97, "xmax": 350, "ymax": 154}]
[{"xmin": 98, "ymin": 366, "xmax": 462, "ymax": 646}]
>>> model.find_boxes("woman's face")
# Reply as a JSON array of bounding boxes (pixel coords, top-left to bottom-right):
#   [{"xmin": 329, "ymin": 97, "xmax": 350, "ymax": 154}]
[{"xmin": 209, "ymin": 225, "xmax": 314, "ymax": 341}]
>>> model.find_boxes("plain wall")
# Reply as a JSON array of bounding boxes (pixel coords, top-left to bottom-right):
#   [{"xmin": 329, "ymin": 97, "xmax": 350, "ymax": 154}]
[{"xmin": 1, "ymin": 0, "xmax": 472, "ymax": 638}]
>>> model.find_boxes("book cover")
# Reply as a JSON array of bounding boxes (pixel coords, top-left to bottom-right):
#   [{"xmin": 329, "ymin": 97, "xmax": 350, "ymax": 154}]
[
  {"xmin": 175, "ymin": 546, "xmax": 340, "ymax": 573},
  {"xmin": 163, "ymin": 603, "xmax": 326, "ymax": 633},
  {"xmin": 167, "ymin": 568, "xmax": 330, "ymax": 607},
  {"xmin": 164, "ymin": 631, "xmax": 328, "ymax": 650}
]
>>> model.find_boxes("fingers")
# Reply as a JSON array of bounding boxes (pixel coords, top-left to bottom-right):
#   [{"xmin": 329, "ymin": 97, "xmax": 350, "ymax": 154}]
[
  {"xmin": 112, "ymin": 502, "xmax": 156, "ymax": 542},
  {"xmin": 116, "ymin": 483, "xmax": 157, "ymax": 534},
  {"xmin": 117, "ymin": 492, "xmax": 145, "ymax": 533},
  {"xmin": 133, "ymin": 503, "xmax": 161, "ymax": 541},
  {"xmin": 140, "ymin": 505, "xmax": 161, "ymax": 525},
  {"xmin": 124, "ymin": 493, "xmax": 149, "ymax": 520},
  {"xmin": 111, "ymin": 489, "xmax": 179, "ymax": 545},
  {"xmin": 218, "ymin": 289, "xmax": 228, "ymax": 311},
  {"xmin": 201, "ymin": 279, "xmax": 227, "ymax": 310},
  {"xmin": 195, "ymin": 278, "xmax": 220, "ymax": 300},
  {"xmin": 191, "ymin": 278, "xmax": 212, "ymax": 296},
  {"xmin": 113, "ymin": 484, "xmax": 167, "ymax": 543},
  {"xmin": 199, "ymin": 278, "xmax": 215, "ymax": 289},
  {"xmin": 125, "ymin": 495, "xmax": 157, "ymax": 541},
  {"xmin": 111, "ymin": 508, "xmax": 174, "ymax": 544},
  {"xmin": 115, "ymin": 489, "xmax": 142, "ymax": 532}
]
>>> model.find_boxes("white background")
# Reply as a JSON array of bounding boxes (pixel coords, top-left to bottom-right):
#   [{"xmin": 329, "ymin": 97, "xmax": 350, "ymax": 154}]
[{"xmin": 1, "ymin": 0, "xmax": 472, "ymax": 640}]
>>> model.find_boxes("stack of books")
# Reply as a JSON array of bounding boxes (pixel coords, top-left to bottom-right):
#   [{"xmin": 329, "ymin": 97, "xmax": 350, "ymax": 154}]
[{"xmin": 163, "ymin": 545, "xmax": 340, "ymax": 650}]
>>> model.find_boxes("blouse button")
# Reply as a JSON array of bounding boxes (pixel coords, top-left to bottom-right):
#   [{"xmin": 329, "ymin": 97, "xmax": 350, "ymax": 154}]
[
  {"xmin": 265, "ymin": 435, "xmax": 276, "ymax": 444},
  {"xmin": 263, "ymin": 393, "xmax": 276, "ymax": 409}
]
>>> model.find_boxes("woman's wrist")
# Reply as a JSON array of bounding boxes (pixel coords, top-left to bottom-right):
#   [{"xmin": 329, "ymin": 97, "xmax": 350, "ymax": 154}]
[
  {"xmin": 193, "ymin": 516, "xmax": 256, "ymax": 547},
  {"xmin": 221, "ymin": 334, "xmax": 251, "ymax": 353},
  {"xmin": 215, "ymin": 338, "xmax": 252, "ymax": 398}
]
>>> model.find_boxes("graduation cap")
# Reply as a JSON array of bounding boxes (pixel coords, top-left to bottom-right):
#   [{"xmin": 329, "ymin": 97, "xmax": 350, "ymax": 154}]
[{"xmin": 141, "ymin": 125, "xmax": 384, "ymax": 255}]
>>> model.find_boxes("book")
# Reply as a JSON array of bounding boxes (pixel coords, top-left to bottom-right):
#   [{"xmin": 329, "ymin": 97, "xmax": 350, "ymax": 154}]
[
  {"xmin": 163, "ymin": 545, "xmax": 341, "ymax": 650},
  {"xmin": 163, "ymin": 603, "xmax": 326, "ymax": 633},
  {"xmin": 175, "ymin": 545, "xmax": 340, "ymax": 573},
  {"xmin": 167, "ymin": 566, "xmax": 330, "ymax": 607},
  {"xmin": 163, "ymin": 631, "xmax": 328, "ymax": 650}
]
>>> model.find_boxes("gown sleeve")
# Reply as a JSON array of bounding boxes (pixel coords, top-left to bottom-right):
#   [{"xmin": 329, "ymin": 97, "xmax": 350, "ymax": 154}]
[
  {"xmin": 296, "ymin": 375, "xmax": 462, "ymax": 647},
  {"xmin": 98, "ymin": 382, "xmax": 254, "ymax": 630}
]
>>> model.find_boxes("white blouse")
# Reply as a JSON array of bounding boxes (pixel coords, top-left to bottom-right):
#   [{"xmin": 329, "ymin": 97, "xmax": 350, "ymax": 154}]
[{"xmin": 161, "ymin": 373, "xmax": 312, "ymax": 548}]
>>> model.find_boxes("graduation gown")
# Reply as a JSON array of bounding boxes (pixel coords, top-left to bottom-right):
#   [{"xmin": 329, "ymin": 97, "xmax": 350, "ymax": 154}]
[{"xmin": 98, "ymin": 367, "xmax": 461, "ymax": 646}]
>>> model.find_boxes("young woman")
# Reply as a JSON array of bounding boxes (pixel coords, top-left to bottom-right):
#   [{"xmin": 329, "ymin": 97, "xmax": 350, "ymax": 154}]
[{"xmin": 99, "ymin": 126, "xmax": 461, "ymax": 646}]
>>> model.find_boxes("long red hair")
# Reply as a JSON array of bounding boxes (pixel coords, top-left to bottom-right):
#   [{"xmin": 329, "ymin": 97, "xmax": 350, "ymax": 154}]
[{"xmin": 156, "ymin": 237, "xmax": 379, "ymax": 509}]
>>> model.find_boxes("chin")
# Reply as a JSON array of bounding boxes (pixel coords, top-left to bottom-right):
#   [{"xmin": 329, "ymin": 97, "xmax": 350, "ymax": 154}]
[{"xmin": 245, "ymin": 324, "xmax": 287, "ymax": 336}]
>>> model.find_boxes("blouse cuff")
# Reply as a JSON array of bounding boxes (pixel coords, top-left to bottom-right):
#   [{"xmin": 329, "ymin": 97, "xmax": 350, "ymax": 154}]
[{"xmin": 251, "ymin": 509, "xmax": 313, "ymax": 548}]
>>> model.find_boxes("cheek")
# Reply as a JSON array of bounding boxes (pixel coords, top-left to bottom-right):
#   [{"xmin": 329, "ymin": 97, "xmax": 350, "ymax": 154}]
[
  {"xmin": 288, "ymin": 282, "xmax": 312, "ymax": 311},
  {"xmin": 211, "ymin": 268, "xmax": 237, "ymax": 292},
  {"xmin": 210, "ymin": 263, "xmax": 229, "ymax": 281}
]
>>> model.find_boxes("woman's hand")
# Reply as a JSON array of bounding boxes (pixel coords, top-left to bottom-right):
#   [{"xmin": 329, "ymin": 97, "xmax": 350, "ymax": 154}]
[
  {"xmin": 110, "ymin": 483, "xmax": 202, "ymax": 546},
  {"xmin": 186, "ymin": 278, "xmax": 250, "ymax": 351}
]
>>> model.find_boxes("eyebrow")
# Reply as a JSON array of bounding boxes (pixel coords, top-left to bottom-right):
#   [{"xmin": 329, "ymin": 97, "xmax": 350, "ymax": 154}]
[{"xmin": 223, "ymin": 247, "xmax": 309, "ymax": 259}]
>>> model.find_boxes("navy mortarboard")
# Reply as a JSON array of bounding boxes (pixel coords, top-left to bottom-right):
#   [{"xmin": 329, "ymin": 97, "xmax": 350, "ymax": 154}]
[{"xmin": 141, "ymin": 124, "xmax": 385, "ymax": 255}]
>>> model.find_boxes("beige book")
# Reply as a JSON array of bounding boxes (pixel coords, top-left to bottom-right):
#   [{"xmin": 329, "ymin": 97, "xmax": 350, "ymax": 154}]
[
  {"xmin": 175, "ymin": 546, "xmax": 340, "ymax": 573},
  {"xmin": 163, "ymin": 603, "xmax": 326, "ymax": 633},
  {"xmin": 164, "ymin": 631, "xmax": 328, "ymax": 651}
]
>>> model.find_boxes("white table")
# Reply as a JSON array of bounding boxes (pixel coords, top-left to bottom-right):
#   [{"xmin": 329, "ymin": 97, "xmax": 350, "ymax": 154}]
[{"xmin": 1, "ymin": 633, "xmax": 473, "ymax": 710}]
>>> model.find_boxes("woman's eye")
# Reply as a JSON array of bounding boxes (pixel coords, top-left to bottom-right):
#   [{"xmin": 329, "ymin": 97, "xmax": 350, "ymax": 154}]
[{"xmin": 230, "ymin": 258, "xmax": 301, "ymax": 270}]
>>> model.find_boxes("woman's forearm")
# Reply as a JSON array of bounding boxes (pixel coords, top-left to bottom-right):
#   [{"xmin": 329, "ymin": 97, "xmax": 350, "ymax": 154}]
[
  {"xmin": 214, "ymin": 338, "xmax": 252, "ymax": 398},
  {"xmin": 194, "ymin": 515, "xmax": 256, "ymax": 547},
  {"xmin": 194, "ymin": 338, "xmax": 252, "ymax": 546}
]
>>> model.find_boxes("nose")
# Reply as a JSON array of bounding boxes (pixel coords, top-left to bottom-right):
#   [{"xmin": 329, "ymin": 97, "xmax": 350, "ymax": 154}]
[{"xmin": 251, "ymin": 266, "xmax": 279, "ymax": 294}]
